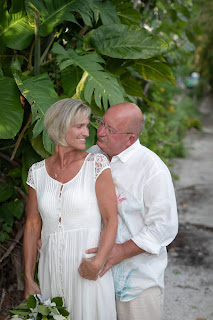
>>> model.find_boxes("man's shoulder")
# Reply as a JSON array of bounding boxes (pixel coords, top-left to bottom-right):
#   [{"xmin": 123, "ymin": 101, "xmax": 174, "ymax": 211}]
[
  {"xmin": 137, "ymin": 144, "xmax": 169, "ymax": 172},
  {"xmin": 87, "ymin": 145, "xmax": 103, "ymax": 154}
]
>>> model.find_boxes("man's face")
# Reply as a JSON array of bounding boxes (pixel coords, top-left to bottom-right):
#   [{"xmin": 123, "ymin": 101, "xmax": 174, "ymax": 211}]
[{"xmin": 97, "ymin": 107, "xmax": 132, "ymax": 159}]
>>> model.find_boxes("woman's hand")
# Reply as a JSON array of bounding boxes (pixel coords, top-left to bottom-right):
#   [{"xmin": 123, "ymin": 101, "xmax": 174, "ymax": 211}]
[
  {"xmin": 24, "ymin": 279, "xmax": 41, "ymax": 300},
  {"xmin": 78, "ymin": 256, "xmax": 102, "ymax": 281}
]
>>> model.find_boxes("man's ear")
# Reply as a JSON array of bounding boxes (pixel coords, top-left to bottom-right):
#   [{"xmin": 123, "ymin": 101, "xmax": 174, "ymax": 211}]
[{"xmin": 127, "ymin": 134, "xmax": 136, "ymax": 146}]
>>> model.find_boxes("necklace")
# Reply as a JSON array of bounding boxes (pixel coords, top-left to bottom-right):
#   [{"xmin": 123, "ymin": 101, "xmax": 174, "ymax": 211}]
[{"xmin": 54, "ymin": 158, "xmax": 75, "ymax": 179}]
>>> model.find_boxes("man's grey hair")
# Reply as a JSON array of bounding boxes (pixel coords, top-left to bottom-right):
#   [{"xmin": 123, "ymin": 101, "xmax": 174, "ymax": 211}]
[{"xmin": 44, "ymin": 98, "xmax": 91, "ymax": 146}]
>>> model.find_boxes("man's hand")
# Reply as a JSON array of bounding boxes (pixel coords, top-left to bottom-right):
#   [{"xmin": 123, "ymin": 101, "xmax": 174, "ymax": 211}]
[
  {"xmin": 78, "ymin": 256, "xmax": 102, "ymax": 280},
  {"xmin": 86, "ymin": 243, "xmax": 125, "ymax": 277}
]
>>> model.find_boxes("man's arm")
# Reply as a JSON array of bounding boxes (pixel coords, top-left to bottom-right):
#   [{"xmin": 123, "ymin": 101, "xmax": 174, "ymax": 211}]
[{"xmin": 87, "ymin": 240, "xmax": 145, "ymax": 277}]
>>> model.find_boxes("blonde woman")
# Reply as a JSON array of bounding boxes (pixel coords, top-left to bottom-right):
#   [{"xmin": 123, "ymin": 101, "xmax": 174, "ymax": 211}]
[{"xmin": 23, "ymin": 99, "xmax": 118, "ymax": 319}]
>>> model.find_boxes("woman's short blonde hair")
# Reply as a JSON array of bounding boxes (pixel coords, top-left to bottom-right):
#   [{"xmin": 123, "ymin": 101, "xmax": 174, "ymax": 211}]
[{"xmin": 44, "ymin": 98, "xmax": 91, "ymax": 146}]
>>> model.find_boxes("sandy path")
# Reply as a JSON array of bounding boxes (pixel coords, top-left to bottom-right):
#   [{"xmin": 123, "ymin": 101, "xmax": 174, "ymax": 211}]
[{"xmin": 163, "ymin": 93, "xmax": 213, "ymax": 320}]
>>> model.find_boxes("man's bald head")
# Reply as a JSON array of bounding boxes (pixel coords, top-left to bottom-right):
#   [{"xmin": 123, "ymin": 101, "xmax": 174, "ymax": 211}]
[{"xmin": 107, "ymin": 102, "xmax": 144, "ymax": 138}]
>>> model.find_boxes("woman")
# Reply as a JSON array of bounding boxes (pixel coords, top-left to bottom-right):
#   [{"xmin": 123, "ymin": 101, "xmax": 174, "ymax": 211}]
[{"xmin": 23, "ymin": 99, "xmax": 118, "ymax": 319}]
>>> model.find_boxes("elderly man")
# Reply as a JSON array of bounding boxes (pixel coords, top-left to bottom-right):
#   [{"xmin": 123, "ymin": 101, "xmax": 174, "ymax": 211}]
[{"xmin": 86, "ymin": 102, "xmax": 178, "ymax": 320}]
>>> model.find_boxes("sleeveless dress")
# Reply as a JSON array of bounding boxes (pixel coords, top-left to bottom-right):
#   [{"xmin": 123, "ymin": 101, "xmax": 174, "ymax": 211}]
[{"xmin": 26, "ymin": 153, "xmax": 116, "ymax": 320}]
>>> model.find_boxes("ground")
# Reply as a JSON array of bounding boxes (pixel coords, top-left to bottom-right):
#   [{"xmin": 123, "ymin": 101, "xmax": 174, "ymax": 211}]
[{"xmin": 163, "ymin": 93, "xmax": 213, "ymax": 320}]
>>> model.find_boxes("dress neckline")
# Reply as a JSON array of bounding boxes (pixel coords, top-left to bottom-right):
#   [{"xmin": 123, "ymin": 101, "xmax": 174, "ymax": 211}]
[{"xmin": 44, "ymin": 153, "xmax": 91, "ymax": 185}]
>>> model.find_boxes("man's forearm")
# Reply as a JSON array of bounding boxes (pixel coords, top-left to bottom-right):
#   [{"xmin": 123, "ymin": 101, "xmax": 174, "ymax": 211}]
[{"xmin": 121, "ymin": 239, "xmax": 146, "ymax": 260}]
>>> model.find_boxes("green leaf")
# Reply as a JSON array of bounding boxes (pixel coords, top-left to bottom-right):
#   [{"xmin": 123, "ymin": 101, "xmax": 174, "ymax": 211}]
[
  {"xmin": 51, "ymin": 297, "xmax": 63, "ymax": 307},
  {"xmin": 37, "ymin": 305, "xmax": 49, "ymax": 316},
  {"xmin": 85, "ymin": 123, "xmax": 96, "ymax": 150},
  {"xmin": 42, "ymin": 129, "xmax": 55, "ymax": 155},
  {"xmin": 22, "ymin": 144, "xmax": 41, "ymax": 192},
  {"xmin": 61, "ymin": 66, "xmax": 83, "ymax": 97},
  {"xmin": 0, "ymin": 77, "xmax": 24, "ymax": 139},
  {"xmin": 26, "ymin": 0, "xmax": 95, "ymax": 36},
  {"xmin": 7, "ymin": 167, "xmax": 22, "ymax": 178},
  {"xmin": 133, "ymin": 60, "xmax": 176, "ymax": 84},
  {"xmin": 2, "ymin": 223, "xmax": 13, "ymax": 233},
  {"xmin": 57, "ymin": 306, "xmax": 70, "ymax": 316},
  {"xmin": 92, "ymin": 1, "xmax": 120, "ymax": 25},
  {"xmin": 120, "ymin": 72, "xmax": 145, "ymax": 98},
  {"xmin": 117, "ymin": 9, "xmax": 141, "ymax": 26},
  {"xmin": 52, "ymin": 43, "xmax": 125, "ymax": 110},
  {"xmin": 0, "ymin": 199, "xmax": 24, "ymax": 224},
  {"xmin": 12, "ymin": 58, "xmax": 59, "ymax": 139},
  {"xmin": 0, "ymin": 183, "xmax": 14, "ymax": 202},
  {"xmin": 0, "ymin": 203, "xmax": 14, "ymax": 226},
  {"xmin": 0, "ymin": 4, "xmax": 34, "ymax": 50},
  {"xmin": 89, "ymin": 24, "xmax": 168, "ymax": 59},
  {"xmin": 27, "ymin": 295, "xmax": 36, "ymax": 309},
  {"xmin": 31, "ymin": 134, "xmax": 51, "ymax": 159},
  {"xmin": 9, "ymin": 0, "xmax": 25, "ymax": 14},
  {"xmin": 0, "ymin": 231, "xmax": 6, "ymax": 243}
]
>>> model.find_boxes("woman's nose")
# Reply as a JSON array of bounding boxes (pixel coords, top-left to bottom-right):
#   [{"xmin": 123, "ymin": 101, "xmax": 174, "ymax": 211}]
[{"xmin": 84, "ymin": 126, "xmax": 89, "ymax": 137}]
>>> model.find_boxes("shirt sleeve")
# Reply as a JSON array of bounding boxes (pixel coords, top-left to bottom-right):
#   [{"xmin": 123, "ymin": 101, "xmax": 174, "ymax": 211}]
[
  {"xmin": 95, "ymin": 153, "xmax": 111, "ymax": 180},
  {"xmin": 131, "ymin": 170, "xmax": 178, "ymax": 255},
  {"xmin": 26, "ymin": 165, "xmax": 36, "ymax": 189}
]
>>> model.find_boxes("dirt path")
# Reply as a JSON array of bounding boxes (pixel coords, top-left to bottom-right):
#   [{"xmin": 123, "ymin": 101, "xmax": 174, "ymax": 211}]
[{"xmin": 163, "ymin": 93, "xmax": 213, "ymax": 320}]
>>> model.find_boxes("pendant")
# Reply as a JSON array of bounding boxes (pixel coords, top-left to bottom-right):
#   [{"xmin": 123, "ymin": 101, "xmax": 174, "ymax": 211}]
[{"xmin": 54, "ymin": 173, "xmax": 57, "ymax": 179}]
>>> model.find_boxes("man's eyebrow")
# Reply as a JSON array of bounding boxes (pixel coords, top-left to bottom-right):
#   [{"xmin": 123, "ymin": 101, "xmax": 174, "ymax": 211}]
[{"xmin": 103, "ymin": 118, "xmax": 116, "ymax": 130}]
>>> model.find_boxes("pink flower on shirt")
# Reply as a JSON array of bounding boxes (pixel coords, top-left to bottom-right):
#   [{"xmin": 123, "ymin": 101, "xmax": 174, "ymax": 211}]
[{"xmin": 117, "ymin": 193, "xmax": 127, "ymax": 204}]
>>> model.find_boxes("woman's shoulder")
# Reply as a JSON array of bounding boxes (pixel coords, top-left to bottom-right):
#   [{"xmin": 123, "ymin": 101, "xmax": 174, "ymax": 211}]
[
  {"xmin": 30, "ymin": 159, "xmax": 45, "ymax": 172},
  {"xmin": 87, "ymin": 152, "xmax": 109, "ymax": 164}
]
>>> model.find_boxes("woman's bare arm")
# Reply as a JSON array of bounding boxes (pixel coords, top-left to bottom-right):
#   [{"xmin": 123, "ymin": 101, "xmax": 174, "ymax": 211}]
[
  {"xmin": 78, "ymin": 168, "xmax": 118, "ymax": 280},
  {"xmin": 23, "ymin": 186, "xmax": 42, "ymax": 299}
]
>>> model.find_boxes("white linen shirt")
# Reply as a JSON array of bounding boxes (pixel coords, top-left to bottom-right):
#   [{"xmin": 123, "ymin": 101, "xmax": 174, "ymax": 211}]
[{"xmin": 88, "ymin": 140, "xmax": 178, "ymax": 301}]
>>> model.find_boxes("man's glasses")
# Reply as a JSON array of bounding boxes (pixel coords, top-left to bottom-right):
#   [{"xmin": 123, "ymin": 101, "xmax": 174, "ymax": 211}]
[{"xmin": 95, "ymin": 118, "xmax": 133, "ymax": 135}]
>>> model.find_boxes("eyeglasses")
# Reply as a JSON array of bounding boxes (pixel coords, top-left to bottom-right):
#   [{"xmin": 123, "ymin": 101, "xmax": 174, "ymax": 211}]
[{"xmin": 95, "ymin": 118, "xmax": 133, "ymax": 135}]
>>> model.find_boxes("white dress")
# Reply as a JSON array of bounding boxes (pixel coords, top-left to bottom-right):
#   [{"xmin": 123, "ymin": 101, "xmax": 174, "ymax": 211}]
[{"xmin": 27, "ymin": 153, "xmax": 116, "ymax": 320}]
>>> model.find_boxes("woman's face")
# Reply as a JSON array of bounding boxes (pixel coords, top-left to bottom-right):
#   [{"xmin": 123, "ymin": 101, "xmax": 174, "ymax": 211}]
[{"xmin": 65, "ymin": 117, "xmax": 90, "ymax": 150}]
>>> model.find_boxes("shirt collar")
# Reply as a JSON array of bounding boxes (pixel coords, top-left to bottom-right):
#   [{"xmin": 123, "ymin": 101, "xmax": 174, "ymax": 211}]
[{"xmin": 111, "ymin": 139, "xmax": 141, "ymax": 163}]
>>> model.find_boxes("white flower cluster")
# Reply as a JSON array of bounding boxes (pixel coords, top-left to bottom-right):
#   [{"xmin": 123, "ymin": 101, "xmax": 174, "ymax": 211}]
[{"xmin": 10, "ymin": 295, "xmax": 70, "ymax": 320}]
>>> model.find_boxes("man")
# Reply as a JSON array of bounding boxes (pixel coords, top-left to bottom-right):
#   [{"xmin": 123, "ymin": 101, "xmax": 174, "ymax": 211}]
[{"xmin": 86, "ymin": 102, "xmax": 178, "ymax": 320}]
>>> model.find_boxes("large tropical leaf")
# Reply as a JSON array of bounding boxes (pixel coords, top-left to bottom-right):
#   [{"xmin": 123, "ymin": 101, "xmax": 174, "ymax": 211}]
[
  {"xmin": 52, "ymin": 43, "xmax": 125, "ymax": 110},
  {"xmin": 117, "ymin": 3, "xmax": 141, "ymax": 26},
  {"xmin": 0, "ymin": 2, "xmax": 34, "ymax": 51},
  {"xmin": 26, "ymin": 0, "xmax": 95, "ymax": 37},
  {"xmin": 133, "ymin": 60, "xmax": 176, "ymax": 84},
  {"xmin": 92, "ymin": 0, "xmax": 120, "ymax": 25},
  {"xmin": 12, "ymin": 58, "xmax": 59, "ymax": 139},
  {"xmin": 61, "ymin": 66, "xmax": 83, "ymax": 98},
  {"xmin": 89, "ymin": 24, "xmax": 168, "ymax": 59},
  {"xmin": 0, "ymin": 76, "xmax": 24, "ymax": 139},
  {"xmin": 120, "ymin": 72, "xmax": 150, "ymax": 102}
]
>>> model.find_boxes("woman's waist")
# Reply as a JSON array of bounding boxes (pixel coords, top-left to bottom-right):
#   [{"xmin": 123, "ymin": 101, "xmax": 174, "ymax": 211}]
[{"xmin": 41, "ymin": 216, "xmax": 101, "ymax": 234}]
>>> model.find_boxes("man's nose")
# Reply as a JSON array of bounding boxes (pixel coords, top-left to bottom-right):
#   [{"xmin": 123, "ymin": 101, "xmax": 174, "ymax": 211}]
[{"xmin": 97, "ymin": 124, "xmax": 106, "ymax": 136}]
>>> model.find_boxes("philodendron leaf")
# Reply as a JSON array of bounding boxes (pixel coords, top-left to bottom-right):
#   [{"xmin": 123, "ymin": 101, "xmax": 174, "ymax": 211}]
[
  {"xmin": 133, "ymin": 60, "xmax": 176, "ymax": 84},
  {"xmin": 12, "ymin": 58, "xmax": 59, "ymax": 139},
  {"xmin": 26, "ymin": 0, "xmax": 95, "ymax": 36},
  {"xmin": 52, "ymin": 43, "xmax": 125, "ymax": 110},
  {"xmin": 89, "ymin": 24, "xmax": 168, "ymax": 59},
  {"xmin": 0, "ymin": 77, "xmax": 24, "ymax": 139},
  {"xmin": 0, "ymin": 2, "xmax": 34, "ymax": 50}
]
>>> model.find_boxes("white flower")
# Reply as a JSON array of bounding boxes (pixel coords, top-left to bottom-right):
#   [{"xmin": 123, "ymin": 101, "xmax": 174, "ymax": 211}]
[
  {"xmin": 43, "ymin": 298, "xmax": 56, "ymax": 307},
  {"xmin": 11, "ymin": 316, "xmax": 23, "ymax": 320}
]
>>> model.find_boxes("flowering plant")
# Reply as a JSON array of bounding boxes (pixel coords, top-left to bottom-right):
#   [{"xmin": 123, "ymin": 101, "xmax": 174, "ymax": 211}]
[{"xmin": 9, "ymin": 294, "xmax": 70, "ymax": 320}]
